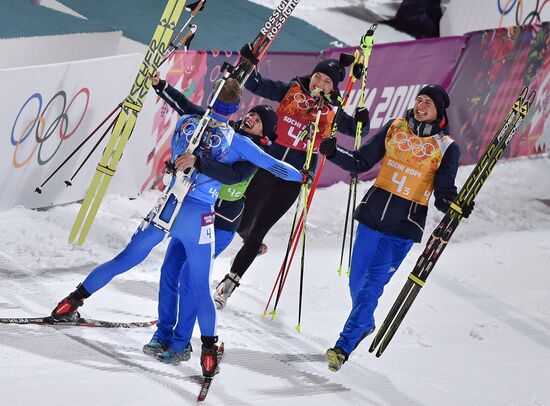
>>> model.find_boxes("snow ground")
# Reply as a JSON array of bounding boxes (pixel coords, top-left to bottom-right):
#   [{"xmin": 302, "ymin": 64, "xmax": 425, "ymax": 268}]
[{"xmin": 1, "ymin": 156, "xmax": 550, "ymax": 406}]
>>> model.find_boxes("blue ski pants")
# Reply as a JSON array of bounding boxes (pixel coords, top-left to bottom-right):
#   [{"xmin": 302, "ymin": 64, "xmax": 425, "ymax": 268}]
[
  {"xmin": 335, "ymin": 223, "xmax": 414, "ymax": 355},
  {"xmin": 154, "ymin": 228, "xmax": 235, "ymax": 352},
  {"xmin": 81, "ymin": 197, "xmax": 217, "ymax": 353}
]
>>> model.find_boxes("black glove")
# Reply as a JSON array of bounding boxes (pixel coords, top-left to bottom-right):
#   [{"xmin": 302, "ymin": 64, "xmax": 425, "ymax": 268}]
[
  {"xmin": 240, "ymin": 43, "xmax": 259, "ymax": 64},
  {"xmin": 354, "ymin": 106, "xmax": 370, "ymax": 125},
  {"xmin": 165, "ymin": 160, "xmax": 176, "ymax": 174},
  {"xmin": 460, "ymin": 201, "xmax": 475, "ymax": 218},
  {"xmin": 300, "ymin": 170, "xmax": 314, "ymax": 186},
  {"xmin": 151, "ymin": 77, "xmax": 166, "ymax": 91},
  {"xmin": 319, "ymin": 136, "xmax": 337, "ymax": 159}
]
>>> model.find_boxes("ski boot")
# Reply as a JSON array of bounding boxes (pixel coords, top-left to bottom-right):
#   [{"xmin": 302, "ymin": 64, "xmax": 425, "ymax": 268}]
[
  {"xmin": 50, "ymin": 284, "xmax": 90, "ymax": 322},
  {"xmin": 143, "ymin": 338, "xmax": 168, "ymax": 357},
  {"xmin": 200, "ymin": 336, "xmax": 220, "ymax": 377},
  {"xmin": 213, "ymin": 272, "xmax": 240, "ymax": 310},
  {"xmin": 325, "ymin": 347, "xmax": 348, "ymax": 372},
  {"xmin": 157, "ymin": 342, "xmax": 193, "ymax": 365}
]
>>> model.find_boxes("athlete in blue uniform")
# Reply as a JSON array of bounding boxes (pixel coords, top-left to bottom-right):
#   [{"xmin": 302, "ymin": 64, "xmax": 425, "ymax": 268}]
[
  {"xmin": 51, "ymin": 77, "xmax": 305, "ymax": 377},
  {"xmin": 319, "ymin": 85, "xmax": 473, "ymax": 371}
]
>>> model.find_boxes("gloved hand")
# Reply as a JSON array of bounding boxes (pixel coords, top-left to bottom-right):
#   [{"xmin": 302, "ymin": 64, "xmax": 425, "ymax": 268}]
[
  {"xmin": 319, "ymin": 136, "xmax": 337, "ymax": 159},
  {"xmin": 150, "ymin": 71, "xmax": 166, "ymax": 91},
  {"xmin": 460, "ymin": 201, "xmax": 475, "ymax": 218},
  {"xmin": 300, "ymin": 170, "xmax": 315, "ymax": 186},
  {"xmin": 354, "ymin": 106, "xmax": 370, "ymax": 125},
  {"xmin": 164, "ymin": 160, "xmax": 176, "ymax": 174},
  {"xmin": 240, "ymin": 43, "xmax": 259, "ymax": 64}
]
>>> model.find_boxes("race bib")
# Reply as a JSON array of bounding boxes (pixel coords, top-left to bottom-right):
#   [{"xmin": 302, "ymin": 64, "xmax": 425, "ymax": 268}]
[{"xmin": 199, "ymin": 213, "xmax": 216, "ymax": 245}]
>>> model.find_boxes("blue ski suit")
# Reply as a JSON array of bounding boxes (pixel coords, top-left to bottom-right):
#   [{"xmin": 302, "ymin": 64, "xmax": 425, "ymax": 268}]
[{"xmin": 81, "ymin": 109, "xmax": 302, "ymax": 352}]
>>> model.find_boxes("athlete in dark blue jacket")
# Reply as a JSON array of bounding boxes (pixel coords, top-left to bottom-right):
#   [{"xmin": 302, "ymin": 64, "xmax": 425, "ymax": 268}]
[
  {"xmin": 219, "ymin": 57, "xmax": 371, "ymax": 309},
  {"xmin": 320, "ymin": 85, "xmax": 473, "ymax": 372}
]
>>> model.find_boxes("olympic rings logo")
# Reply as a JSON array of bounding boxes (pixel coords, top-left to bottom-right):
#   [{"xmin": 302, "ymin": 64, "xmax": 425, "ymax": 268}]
[
  {"xmin": 497, "ymin": 0, "xmax": 548, "ymax": 26},
  {"xmin": 181, "ymin": 120, "xmax": 222, "ymax": 149},
  {"xmin": 293, "ymin": 92, "xmax": 330, "ymax": 116},
  {"xmin": 10, "ymin": 89, "xmax": 90, "ymax": 168},
  {"xmin": 391, "ymin": 131, "xmax": 436, "ymax": 158}
]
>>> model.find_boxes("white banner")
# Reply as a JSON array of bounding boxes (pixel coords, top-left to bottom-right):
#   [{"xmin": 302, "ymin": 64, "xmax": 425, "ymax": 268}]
[
  {"xmin": 441, "ymin": 0, "xmax": 550, "ymax": 36},
  {"xmin": 0, "ymin": 54, "xmax": 157, "ymax": 210}
]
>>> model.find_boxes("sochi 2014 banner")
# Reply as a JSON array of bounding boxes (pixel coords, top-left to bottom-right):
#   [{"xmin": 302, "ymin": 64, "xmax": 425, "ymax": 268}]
[
  {"xmin": 448, "ymin": 22, "xmax": 550, "ymax": 164},
  {"xmin": 0, "ymin": 53, "xmax": 154, "ymax": 210},
  {"xmin": 147, "ymin": 37, "xmax": 465, "ymax": 190}
]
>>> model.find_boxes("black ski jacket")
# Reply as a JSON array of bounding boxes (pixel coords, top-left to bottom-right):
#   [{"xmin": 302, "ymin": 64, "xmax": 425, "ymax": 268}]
[{"xmin": 244, "ymin": 69, "xmax": 370, "ymax": 170}]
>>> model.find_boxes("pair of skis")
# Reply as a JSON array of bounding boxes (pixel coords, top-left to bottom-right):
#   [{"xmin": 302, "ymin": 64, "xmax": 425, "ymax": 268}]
[
  {"xmin": 68, "ymin": 0, "xmax": 199, "ymax": 245},
  {"xmin": 147, "ymin": 0, "xmax": 301, "ymax": 232},
  {"xmin": 369, "ymin": 86, "xmax": 536, "ymax": 357}
]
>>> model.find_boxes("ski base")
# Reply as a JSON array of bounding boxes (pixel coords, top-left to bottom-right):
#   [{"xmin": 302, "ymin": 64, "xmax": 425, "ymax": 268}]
[
  {"xmin": 0, "ymin": 316, "xmax": 157, "ymax": 328},
  {"xmin": 197, "ymin": 342, "xmax": 225, "ymax": 402}
]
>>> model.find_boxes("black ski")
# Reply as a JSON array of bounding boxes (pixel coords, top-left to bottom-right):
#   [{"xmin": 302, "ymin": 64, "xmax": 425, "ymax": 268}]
[
  {"xmin": 369, "ymin": 86, "xmax": 536, "ymax": 357},
  {"xmin": 197, "ymin": 342, "xmax": 225, "ymax": 402},
  {"xmin": 0, "ymin": 316, "xmax": 157, "ymax": 328},
  {"xmin": 230, "ymin": 0, "xmax": 300, "ymax": 85}
]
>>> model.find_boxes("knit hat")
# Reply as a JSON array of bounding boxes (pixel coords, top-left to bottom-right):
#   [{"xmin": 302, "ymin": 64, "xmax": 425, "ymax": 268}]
[
  {"xmin": 311, "ymin": 59, "xmax": 345, "ymax": 89},
  {"xmin": 417, "ymin": 84, "xmax": 450, "ymax": 119},
  {"xmin": 249, "ymin": 105, "xmax": 278, "ymax": 140}
]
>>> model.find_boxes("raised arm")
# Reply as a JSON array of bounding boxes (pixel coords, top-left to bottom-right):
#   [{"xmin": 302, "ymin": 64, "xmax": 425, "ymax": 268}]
[
  {"xmin": 151, "ymin": 72, "xmax": 205, "ymax": 116},
  {"xmin": 244, "ymin": 69, "xmax": 292, "ymax": 102}
]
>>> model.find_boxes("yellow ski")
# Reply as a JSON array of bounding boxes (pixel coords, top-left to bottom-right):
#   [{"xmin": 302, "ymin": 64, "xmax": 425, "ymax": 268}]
[{"xmin": 69, "ymin": 0, "xmax": 186, "ymax": 245}]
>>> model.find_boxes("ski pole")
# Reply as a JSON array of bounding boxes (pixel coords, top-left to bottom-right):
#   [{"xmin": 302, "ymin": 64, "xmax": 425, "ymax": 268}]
[
  {"xmin": 64, "ymin": 114, "xmax": 118, "ymax": 187},
  {"xmin": 293, "ymin": 99, "xmax": 324, "ymax": 330},
  {"xmin": 263, "ymin": 157, "xmax": 326, "ymax": 317},
  {"xmin": 35, "ymin": 103, "xmax": 122, "ymax": 193},
  {"xmin": 262, "ymin": 192, "xmax": 302, "ymax": 318},
  {"xmin": 338, "ymin": 23, "xmax": 377, "ymax": 275}
]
